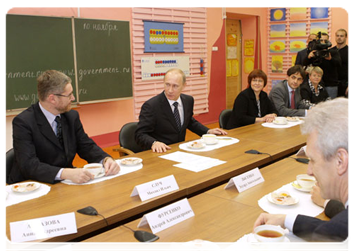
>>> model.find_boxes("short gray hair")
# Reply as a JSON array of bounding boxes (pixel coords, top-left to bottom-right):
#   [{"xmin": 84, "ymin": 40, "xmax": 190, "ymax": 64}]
[
  {"xmin": 301, "ymin": 98, "xmax": 348, "ymax": 160},
  {"xmin": 164, "ymin": 68, "xmax": 186, "ymax": 84}
]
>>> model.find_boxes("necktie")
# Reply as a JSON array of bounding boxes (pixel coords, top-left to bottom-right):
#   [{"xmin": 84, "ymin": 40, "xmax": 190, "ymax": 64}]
[
  {"xmin": 173, "ymin": 102, "xmax": 181, "ymax": 131},
  {"xmin": 55, "ymin": 116, "xmax": 64, "ymax": 148},
  {"xmin": 290, "ymin": 90, "xmax": 295, "ymax": 109}
]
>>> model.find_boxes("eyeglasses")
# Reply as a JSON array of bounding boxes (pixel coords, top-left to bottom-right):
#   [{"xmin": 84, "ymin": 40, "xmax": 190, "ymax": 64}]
[{"xmin": 54, "ymin": 92, "xmax": 74, "ymax": 98}]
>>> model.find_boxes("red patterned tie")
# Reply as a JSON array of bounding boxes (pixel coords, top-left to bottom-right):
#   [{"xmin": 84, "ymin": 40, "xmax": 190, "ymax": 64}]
[{"xmin": 291, "ymin": 90, "xmax": 295, "ymax": 109}]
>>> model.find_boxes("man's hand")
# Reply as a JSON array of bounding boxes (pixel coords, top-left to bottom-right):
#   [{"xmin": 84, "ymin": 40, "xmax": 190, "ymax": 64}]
[
  {"xmin": 61, "ymin": 168, "xmax": 94, "ymax": 184},
  {"xmin": 253, "ymin": 213, "xmax": 287, "ymax": 231},
  {"xmin": 207, "ymin": 128, "xmax": 228, "ymax": 135},
  {"xmin": 151, "ymin": 141, "xmax": 171, "ymax": 153},
  {"xmin": 103, "ymin": 157, "xmax": 120, "ymax": 176},
  {"xmin": 310, "ymin": 184, "xmax": 326, "ymax": 208}
]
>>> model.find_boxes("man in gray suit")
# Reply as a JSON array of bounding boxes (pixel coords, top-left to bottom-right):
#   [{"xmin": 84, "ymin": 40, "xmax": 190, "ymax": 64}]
[
  {"xmin": 253, "ymin": 98, "xmax": 348, "ymax": 241},
  {"xmin": 269, "ymin": 65, "xmax": 311, "ymax": 117}
]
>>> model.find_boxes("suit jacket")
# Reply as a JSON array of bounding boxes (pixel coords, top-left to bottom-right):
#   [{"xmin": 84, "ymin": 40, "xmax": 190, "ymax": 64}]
[
  {"xmin": 135, "ymin": 92, "xmax": 209, "ymax": 150},
  {"xmin": 325, "ymin": 200, "xmax": 345, "ymax": 219},
  {"xmin": 9, "ymin": 103, "xmax": 110, "ymax": 184},
  {"xmin": 295, "ymin": 48, "xmax": 308, "ymax": 66},
  {"xmin": 269, "ymin": 80, "xmax": 309, "ymax": 117},
  {"xmin": 293, "ymin": 208, "xmax": 348, "ymax": 242},
  {"xmin": 226, "ymin": 87, "xmax": 277, "ymax": 129}
]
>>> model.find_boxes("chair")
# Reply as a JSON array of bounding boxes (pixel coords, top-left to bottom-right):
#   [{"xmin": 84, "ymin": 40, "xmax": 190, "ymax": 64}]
[
  {"xmin": 218, "ymin": 109, "xmax": 232, "ymax": 129},
  {"xmin": 6, "ymin": 148, "xmax": 14, "ymax": 184},
  {"xmin": 115, "ymin": 122, "xmax": 143, "ymax": 155}
]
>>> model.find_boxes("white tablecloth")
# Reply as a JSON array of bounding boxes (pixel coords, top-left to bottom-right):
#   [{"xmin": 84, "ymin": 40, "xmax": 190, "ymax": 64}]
[
  {"xmin": 179, "ymin": 137, "xmax": 239, "ymax": 152},
  {"xmin": 262, "ymin": 120, "xmax": 303, "ymax": 129},
  {"xmin": 6, "ymin": 183, "xmax": 51, "ymax": 207}
]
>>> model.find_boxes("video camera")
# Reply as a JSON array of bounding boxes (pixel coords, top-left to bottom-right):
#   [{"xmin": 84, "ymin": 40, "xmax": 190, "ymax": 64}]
[{"xmin": 307, "ymin": 32, "xmax": 332, "ymax": 65}]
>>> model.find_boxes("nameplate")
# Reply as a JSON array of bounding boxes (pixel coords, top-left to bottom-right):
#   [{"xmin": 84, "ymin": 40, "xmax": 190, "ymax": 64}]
[
  {"xmin": 137, "ymin": 198, "xmax": 194, "ymax": 234},
  {"xmin": 224, "ymin": 168, "xmax": 264, "ymax": 192},
  {"xmin": 130, "ymin": 175, "xmax": 179, "ymax": 201},
  {"xmin": 10, "ymin": 212, "xmax": 77, "ymax": 242}
]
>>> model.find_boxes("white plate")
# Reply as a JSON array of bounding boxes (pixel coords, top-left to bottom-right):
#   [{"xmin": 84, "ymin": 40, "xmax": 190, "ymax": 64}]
[
  {"xmin": 187, "ymin": 142, "xmax": 206, "ymax": 149},
  {"xmin": 286, "ymin": 117, "xmax": 300, "ymax": 122},
  {"xmin": 267, "ymin": 192, "xmax": 299, "ymax": 206},
  {"xmin": 182, "ymin": 240, "xmax": 221, "ymax": 251},
  {"xmin": 119, "ymin": 157, "xmax": 143, "ymax": 166},
  {"xmin": 94, "ymin": 172, "xmax": 105, "ymax": 179},
  {"xmin": 247, "ymin": 234, "xmax": 291, "ymax": 251},
  {"xmin": 11, "ymin": 182, "xmax": 41, "ymax": 193},
  {"xmin": 291, "ymin": 181, "xmax": 312, "ymax": 192}
]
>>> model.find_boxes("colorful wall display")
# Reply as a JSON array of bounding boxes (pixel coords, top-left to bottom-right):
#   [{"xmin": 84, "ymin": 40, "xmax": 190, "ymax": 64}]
[
  {"xmin": 227, "ymin": 34, "xmax": 237, "ymax": 46},
  {"xmin": 244, "ymin": 57, "xmax": 254, "ymax": 74},
  {"xmin": 290, "ymin": 23, "xmax": 307, "ymax": 37},
  {"xmin": 143, "ymin": 21, "xmax": 184, "ymax": 53},
  {"xmin": 289, "ymin": 8, "xmax": 307, "ymax": 20},
  {"xmin": 271, "ymin": 56, "xmax": 283, "ymax": 73},
  {"xmin": 141, "ymin": 56, "xmax": 189, "ymax": 80},
  {"xmin": 270, "ymin": 24, "xmax": 286, "ymax": 37},
  {"xmin": 311, "ymin": 8, "xmax": 329, "ymax": 19},
  {"xmin": 270, "ymin": 40, "xmax": 285, "ymax": 53},
  {"xmin": 270, "ymin": 8, "xmax": 286, "ymax": 21},
  {"xmin": 290, "ymin": 39, "xmax": 306, "ymax": 52},
  {"xmin": 244, "ymin": 39, "xmax": 254, "ymax": 56},
  {"xmin": 310, "ymin": 22, "xmax": 328, "ymax": 35}
]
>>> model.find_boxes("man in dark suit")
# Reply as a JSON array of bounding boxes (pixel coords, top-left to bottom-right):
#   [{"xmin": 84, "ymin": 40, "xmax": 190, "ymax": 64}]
[
  {"xmin": 253, "ymin": 98, "xmax": 348, "ymax": 242},
  {"xmin": 135, "ymin": 68, "xmax": 227, "ymax": 153},
  {"xmin": 295, "ymin": 33, "xmax": 317, "ymax": 66},
  {"xmin": 9, "ymin": 70, "xmax": 120, "ymax": 184},
  {"xmin": 269, "ymin": 65, "xmax": 311, "ymax": 117}
]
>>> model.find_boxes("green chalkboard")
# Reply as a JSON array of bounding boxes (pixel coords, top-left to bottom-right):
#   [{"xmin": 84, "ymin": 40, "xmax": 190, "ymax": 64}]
[
  {"xmin": 6, "ymin": 14, "xmax": 76, "ymax": 110},
  {"xmin": 6, "ymin": 15, "xmax": 133, "ymax": 111},
  {"xmin": 74, "ymin": 18, "xmax": 132, "ymax": 103}
]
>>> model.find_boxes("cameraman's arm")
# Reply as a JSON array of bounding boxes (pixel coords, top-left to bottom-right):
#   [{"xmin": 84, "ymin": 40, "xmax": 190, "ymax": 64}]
[
  {"xmin": 327, "ymin": 49, "xmax": 341, "ymax": 67},
  {"xmin": 303, "ymin": 50, "xmax": 316, "ymax": 66}
]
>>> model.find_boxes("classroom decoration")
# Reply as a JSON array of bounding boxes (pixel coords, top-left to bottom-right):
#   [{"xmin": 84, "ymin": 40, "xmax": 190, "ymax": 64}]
[
  {"xmin": 143, "ymin": 21, "xmax": 184, "ymax": 53},
  {"xmin": 271, "ymin": 56, "xmax": 283, "ymax": 73},
  {"xmin": 244, "ymin": 58, "xmax": 254, "ymax": 74},
  {"xmin": 290, "ymin": 40, "xmax": 306, "ymax": 52},
  {"xmin": 269, "ymin": 40, "xmax": 285, "ymax": 53},
  {"xmin": 270, "ymin": 8, "xmax": 286, "ymax": 22},
  {"xmin": 244, "ymin": 39, "xmax": 254, "ymax": 56},
  {"xmin": 310, "ymin": 22, "xmax": 329, "ymax": 35},
  {"xmin": 227, "ymin": 33, "xmax": 237, "ymax": 46},
  {"xmin": 290, "ymin": 23, "xmax": 307, "ymax": 37},
  {"xmin": 6, "ymin": 15, "xmax": 132, "ymax": 110},
  {"xmin": 311, "ymin": 8, "xmax": 329, "ymax": 19},
  {"xmin": 270, "ymin": 24, "xmax": 286, "ymax": 37},
  {"xmin": 141, "ymin": 56, "xmax": 190, "ymax": 80},
  {"xmin": 289, "ymin": 8, "xmax": 307, "ymax": 20}
]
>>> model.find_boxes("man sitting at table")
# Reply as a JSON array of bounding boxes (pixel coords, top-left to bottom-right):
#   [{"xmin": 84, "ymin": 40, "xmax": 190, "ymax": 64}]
[
  {"xmin": 135, "ymin": 68, "xmax": 227, "ymax": 153},
  {"xmin": 269, "ymin": 65, "xmax": 311, "ymax": 117},
  {"xmin": 253, "ymin": 98, "xmax": 348, "ymax": 242},
  {"xmin": 8, "ymin": 70, "xmax": 120, "ymax": 185}
]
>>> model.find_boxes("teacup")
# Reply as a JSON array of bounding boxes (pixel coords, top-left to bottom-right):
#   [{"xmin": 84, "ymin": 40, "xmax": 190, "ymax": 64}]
[
  {"xmin": 202, "ymin": 134, "xmax": 217, "ymax": 145},
  {"xmin": 296, "ymin": 174, "xmax": 316, "ymax": 189},
  {"xmin": 273, "ymin": 117, "xmax": 287, "ymax": 125},
  {"xmin": 254, "ymin": 225, "xmax": 286, "ymax": 242},
  {"xmin": 83, "ymin": 163, "xmax": 104, "ymax": 178}
]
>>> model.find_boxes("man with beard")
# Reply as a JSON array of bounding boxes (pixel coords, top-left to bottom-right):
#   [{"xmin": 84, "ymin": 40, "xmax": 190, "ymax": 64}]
[{"xmin": 8, "ymin": 70, "xmax": 120, "ymax": 184}]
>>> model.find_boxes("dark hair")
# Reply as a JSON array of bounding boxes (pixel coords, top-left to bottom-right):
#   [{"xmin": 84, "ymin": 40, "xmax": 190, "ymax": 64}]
[
  {"xmin": 286, "ymin": 65, "xmax": 306, "ymax": 80},
  {"xmin": 247, "ymin": 69, "xmax": 267, "ymax": 88}
]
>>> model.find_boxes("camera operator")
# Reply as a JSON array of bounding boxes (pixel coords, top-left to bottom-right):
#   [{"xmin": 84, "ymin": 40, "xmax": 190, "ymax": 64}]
[
  {"xmin": 304, "ymin": 32, "xmax": 341, "ymax": 99},
  {"xmin": 333, "ymin": 29, "xmax": 348, "ymax": 97}
]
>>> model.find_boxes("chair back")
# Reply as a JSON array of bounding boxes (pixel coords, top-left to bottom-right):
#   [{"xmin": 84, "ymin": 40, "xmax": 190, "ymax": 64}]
[
  {"xmin": 119, "ymin": 122, "xmax": 143, "ymax": 153},
  {"xmin": 6, "ymin": 148, "xmax": 14, "ymax": 184},
  {"xmin": 219, "ymin": 109, "xmax": 232, "ymax": 129}
]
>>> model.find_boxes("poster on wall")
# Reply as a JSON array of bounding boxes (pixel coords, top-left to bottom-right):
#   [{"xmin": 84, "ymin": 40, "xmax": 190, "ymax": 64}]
[
  {"xmin": 270, "ymin": 8, "xmax": 286, "ymax": 21},
  {"xmin": 290, "ymin": 39, "xmax": 306, "ymax": 52},
  {"xmin": 144, "ymin": 21, "xmax": 184, "ymax": 53},
  {"xmin": 141, "ymin": 56, "xmax": 190, "ymax": 80},
  {"xmin": 310, "ymin": 22, "xmax": 328, "ymax": 35},
  {"xmin": 271, "ymin": 56, "xmax": 283, "ymax": 73},
  {"xmin": 269, "ymin": 40, "xmax": 285, "ymax": 53},
  {"xmin": 244, "ymin": 57, "xmax": 254, "ymax": 74},
  {"xmin": 290, "ymin": 23, "xmax": 307, "ymax": 37},
  {"xmin": 311, "ymin": 8, "xmax": 329, "ymax": 19},
  {"xmin": 270, "ymin": 24, "xmax": 286, "ymax": 37},
  {"xmin": 244, "ymin": 39, "xmax": 254, "ymax": 56},
  {"xmin": 290, "ymin": 8, "xmax": 307, "ymax": 20}
]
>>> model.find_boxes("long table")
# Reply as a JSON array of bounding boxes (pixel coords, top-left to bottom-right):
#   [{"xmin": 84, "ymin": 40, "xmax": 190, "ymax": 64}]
[
  {"xmin": 84, "ymin": 155, "xmax": 327, "ymax": 242},
  {"xmin": 6, "ymin": 122, "xmax": 306, "ymax": 242}
]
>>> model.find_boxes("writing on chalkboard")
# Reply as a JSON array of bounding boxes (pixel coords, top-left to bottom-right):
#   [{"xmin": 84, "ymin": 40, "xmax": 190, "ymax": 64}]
[
  {"xmin": 7, "ymin": 69, "xmax": 75, "ymax": 79},
  {"xmin": 78, "ymin": 67, "xmax": 131, "ymax": 81},
  {"xmin": 82, "ymin": 22, "xmax": 119, "ymax": 36},
  {"xmin": 13, "ymin": 93, "xmax": 37, "ymax": 103}
]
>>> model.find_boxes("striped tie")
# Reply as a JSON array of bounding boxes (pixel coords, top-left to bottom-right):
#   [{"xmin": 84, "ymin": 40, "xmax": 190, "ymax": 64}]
[
  {"xmin": 173, "ymin": 102, "xmax": 181, "ymax": 131},
  {"xmin": 55, "ymin": 116, "xmax": 64, "ymax": 148}
]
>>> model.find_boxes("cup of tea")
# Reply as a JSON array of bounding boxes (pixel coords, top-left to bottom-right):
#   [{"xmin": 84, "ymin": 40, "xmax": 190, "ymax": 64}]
[
  {"xmin": 254, "ymin": 225, "xmax": 286, "ymax": 242},
  {"xmin": 83, "ymin": 163, "xmax": 104, "ymax": 178},
  {"xmin": 273, "ymin": 117, "xmax": 287, "ymax": 125},
  {"xmin": 202, "ymin": 134, "xmax": 217, "ymax": 145},
  {"xmin": 296, "ymin": 174, "xmax": 316, "ymax": 189}
]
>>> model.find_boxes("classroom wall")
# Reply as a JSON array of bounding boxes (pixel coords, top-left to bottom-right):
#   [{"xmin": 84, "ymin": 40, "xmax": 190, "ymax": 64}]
[{"xmin": 5, "ymin": 7, "xmax": 348, "ymax": 150}]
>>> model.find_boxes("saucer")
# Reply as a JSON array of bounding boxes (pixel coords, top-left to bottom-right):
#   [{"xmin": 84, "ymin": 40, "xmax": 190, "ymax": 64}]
[
  {"xmin": 94, "ymin": 172, "xmax": 105, "ymax": 179},
  {"xmin": 203, "ymin": 139, "xmax": 218, "ymax": 145},
  {"xmin": 291, "ymin": 181, "xmax": 312, "ymax": 192},
  {"xmin": 247, "ymin": 233, "xmax": 290, "ymax": 242},
  {"xmin": 182, "ymin": 240, "xmax": 221, "ymax": 251},
  {"xmin": 247, "ymin": 234, "xmax": 291, "ymax": 251},
  {"xmin": 267, "ymin": 192, "xmax": 299, "ymax": 206}
]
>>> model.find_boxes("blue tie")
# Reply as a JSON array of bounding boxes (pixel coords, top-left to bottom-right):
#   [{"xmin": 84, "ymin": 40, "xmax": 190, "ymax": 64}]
[
  {"xmin": 173, "ymin": 102, "xmax": 181, "ymax": 131},
  {"xmin": 55, "ymin": 116, "xmax": 64, "ymax": 148}
]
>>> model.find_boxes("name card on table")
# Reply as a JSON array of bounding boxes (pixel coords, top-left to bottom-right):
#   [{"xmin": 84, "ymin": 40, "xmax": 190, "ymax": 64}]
[
  {"xmin": 224, "ymin": 168, "xmax": 264, "ymax": 193},
  {"xmin": 131, "ymin": 175, "xmax": 179, "ymax": 201},
  {"xmin": 10, "ymin": 212, "xmax": 77, "ymax": 242},
  {"xmin": 137, "ymin": 198, "xmax": 194, "ymax": 234}
]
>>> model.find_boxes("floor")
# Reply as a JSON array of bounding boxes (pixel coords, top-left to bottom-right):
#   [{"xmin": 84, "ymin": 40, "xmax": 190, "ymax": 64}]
[{"xmin": 73, "ymin": 122, "xmax": 219, "ymax": 167}]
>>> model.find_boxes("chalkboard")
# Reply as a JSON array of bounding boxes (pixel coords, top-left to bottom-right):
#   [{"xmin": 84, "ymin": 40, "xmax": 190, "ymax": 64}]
[
  {"xmin": 6, "ymin": 14, "xmax": 76, "ymax": 110},
  {"xmin": 74, "ymin": 18, "xmax": 132, "ymax": 103},
  {"xmin": 6, "ymin": 15, "xmax": 133, "ymax": 111}
]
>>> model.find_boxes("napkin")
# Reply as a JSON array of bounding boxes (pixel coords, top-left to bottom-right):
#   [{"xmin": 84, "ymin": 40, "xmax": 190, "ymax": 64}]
[
  {"xmin": 179, "ymin": 137, "xmax": 239, "ymax": 152},
  {"xmin": 6, "ymin": 183, "xmax": 51, "ymax": 207},
  {"xmin": 222, "ymin": 233, "xmax": 308, "ymax": 251},
  {"xmin": 258, "ymin": 183, "xmax": 324, "ymax": 217},
  {"xmin": 61, "ymin": 160, "xmax": 142, "ymax": 185},
  {"xmin": 262, "ymin": 120, "xmax": 303, "ymax": 129}
]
